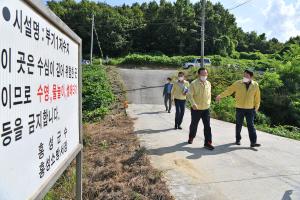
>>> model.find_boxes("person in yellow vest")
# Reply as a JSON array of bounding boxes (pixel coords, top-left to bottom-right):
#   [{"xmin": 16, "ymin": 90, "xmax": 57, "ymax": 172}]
[
  {"xmin": 171, "ymin": 71, "xmax": 189, "ymax": 130},
  {"xmin": 216, "ymin": 69, "xmax": 261, "ymax": 148},
  {"xmin": 187, "ymin": 68, "xmax": 214, "ymax": 150}
]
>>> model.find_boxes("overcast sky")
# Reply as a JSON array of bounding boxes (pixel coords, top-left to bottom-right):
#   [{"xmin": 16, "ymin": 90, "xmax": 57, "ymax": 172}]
[{"xmin": 44, "ymin": 0, "xmax": 300, "ymax": 42}]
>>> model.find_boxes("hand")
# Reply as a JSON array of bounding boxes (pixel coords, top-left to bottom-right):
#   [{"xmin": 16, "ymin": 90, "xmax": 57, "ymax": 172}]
[
  {"xmin": 216, "ymin": 95, "xmax": 221, "ymax": 102},
  {"xmin": 192, "ymin": 104, "xmax": 198, "ymax": 110}
]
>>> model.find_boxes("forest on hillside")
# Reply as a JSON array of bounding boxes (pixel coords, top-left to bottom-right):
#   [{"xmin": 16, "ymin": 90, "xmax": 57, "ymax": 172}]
[{"xmin": 46, "ymin": 0, "xmax": 300, "ymax": 57}]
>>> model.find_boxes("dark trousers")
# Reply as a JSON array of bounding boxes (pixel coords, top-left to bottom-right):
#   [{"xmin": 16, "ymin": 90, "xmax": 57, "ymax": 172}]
[
  {"xmin": 189, "ymin": 109, "xmax": 212, "ymax": 144},
  {"xmin": 174, "ymin": 99, "xmax": 186, "ymax": 127},
  {"xmin": 164, "ymin": 93, "xmax": 172, "ymax": 111},
  {"xmin": 236, "ymin": 108, "xmax": 257, "ymax": 144}
]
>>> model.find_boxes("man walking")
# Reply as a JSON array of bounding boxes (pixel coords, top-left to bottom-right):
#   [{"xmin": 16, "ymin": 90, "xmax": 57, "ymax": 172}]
[
  {"xmin": 171, "ymin": 72, "xmax": 189, "ymax": 130},
  {"xmin": 187, "ymin": 68, "xmax": 214, "ymax": 150},
  {"xmin": 216, "ymin": 69, "xmax": 261, "ymax": 148},
  {"xmin": 163, "ymin": 77, "xmax": 173, "ymax": 113}
]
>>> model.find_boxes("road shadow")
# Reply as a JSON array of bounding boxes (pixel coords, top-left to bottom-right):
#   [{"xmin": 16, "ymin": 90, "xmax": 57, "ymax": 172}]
[
  {"xmin": 282, "ymin": 190, "xmax": 293, "ymax": 200},
  {"xmin": 135, "ymin": 128, "xmax": 175, "ymax": 134},
  {"xmin": 138, "ymin": 111, "xmax": 166, "ymax": 115},
  {"xmin": 147, "ymin": 142, "xmax": 258, "ymax": 159},
  {"xmin": 126, "ymin": 85, "xmax": 163, "ymax": 92}
]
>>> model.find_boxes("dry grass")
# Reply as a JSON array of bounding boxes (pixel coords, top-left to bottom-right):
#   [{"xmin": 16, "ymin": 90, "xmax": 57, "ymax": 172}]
[{"xmin": 82, "ymin": 113, "xmax": 174, "ymax": 200}]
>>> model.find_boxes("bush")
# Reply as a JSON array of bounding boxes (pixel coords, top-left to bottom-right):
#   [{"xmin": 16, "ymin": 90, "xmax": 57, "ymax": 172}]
[
  {"xmin": 230, "ymin": 51, "xmax": 240, "ymax": 59},
  {"xmin": 211, "ymin": 55, "xmax": 222, "ymax": 66},
  {"xmin": 211, "ymin": 97, "xmax": 236, "ymax": 123},
  {"xmin": 108, "ymin": 53, "xmax": 200, "ymax": 67},
  {"xmin": 240, "ymin": 52, "xmax": 264, "ymax": 60},
  {"xmin": 82, "ymin": 64, "xmax": 115, "ymax": 122},
  {"xmin": 257, "ymin": 125, "xmax": 300, "ymax": 140},
  {"xmin": 255, "ymin": 112, "xmax": 271, "ymax": 125}
]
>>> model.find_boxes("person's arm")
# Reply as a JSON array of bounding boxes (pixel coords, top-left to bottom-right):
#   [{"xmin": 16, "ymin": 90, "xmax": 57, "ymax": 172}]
[
  {"xmin": 221, "ymin": 82, "xmax": 237, "ymax": 97},
  {"xmin": 254, "ymin": 86, "xmax": 261, "ymax": 112},
  {"xmin": 187, "ymin": 84, "xmax": 196, "ymax": 109},
  {"xmin": 171, "ymin": 84, "xmax": 175, "ymax": 100},
  {"xmin": 216, "ymin": 82, "xmax": 237, "ymax": 102}
]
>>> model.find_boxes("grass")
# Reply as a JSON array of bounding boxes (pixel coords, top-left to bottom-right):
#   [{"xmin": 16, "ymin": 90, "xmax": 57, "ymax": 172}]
[
  {"xmin": 107, "ymin": 53, "xmax": 283, "ymax": 71},
  {"xmin": 43, "ymin": 167, "xmax": 77, "ymax": 200}
]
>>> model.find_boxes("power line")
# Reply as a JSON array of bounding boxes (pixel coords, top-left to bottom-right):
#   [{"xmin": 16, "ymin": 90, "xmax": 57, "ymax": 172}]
[{"xmin": 228, "ymin": 0, "xmax": 254, "ymax": 11}]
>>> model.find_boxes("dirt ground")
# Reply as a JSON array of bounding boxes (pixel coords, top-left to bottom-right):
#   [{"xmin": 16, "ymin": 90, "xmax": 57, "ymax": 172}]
[
  {"xmin": 82, "ymin": 113, "xmax": 173, "ymax": 200},
  {"xmin": 82, "ymin": 66, "xmax": 174, "ymax": 200}
]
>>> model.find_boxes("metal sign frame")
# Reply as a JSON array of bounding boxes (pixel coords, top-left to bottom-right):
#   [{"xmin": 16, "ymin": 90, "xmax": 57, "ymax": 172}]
[{"xmin": 21, "ymin": 0, "xmax": 83, "ymax": 199}]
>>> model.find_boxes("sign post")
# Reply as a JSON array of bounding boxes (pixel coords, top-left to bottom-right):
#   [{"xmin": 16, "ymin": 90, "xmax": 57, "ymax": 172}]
[{"xmin": 0, "ymin": 0, "xmax": 82, "ymax": 199}]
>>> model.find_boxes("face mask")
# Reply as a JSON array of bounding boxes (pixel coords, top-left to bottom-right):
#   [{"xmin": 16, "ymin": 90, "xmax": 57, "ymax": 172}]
[
  {"xmin": 243, "ymin": 77, "xmax": 250, "ymax": 83},
  {"xmin": 178, "ymin": 77, "xmax": 184, "ymax": 81},
  {"xmin": 200, "ymin": 76, "xmax": 207, "ymax": 82}
]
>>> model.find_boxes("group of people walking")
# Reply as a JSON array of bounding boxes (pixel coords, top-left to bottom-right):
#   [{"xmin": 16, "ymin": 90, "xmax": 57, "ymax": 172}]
[{"xmin": 163, "ymin": 68, "xmax": 261, "ymax": 150}]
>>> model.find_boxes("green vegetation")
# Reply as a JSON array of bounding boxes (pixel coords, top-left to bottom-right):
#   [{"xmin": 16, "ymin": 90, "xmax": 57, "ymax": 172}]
[
  {"xmin": 184, "ymin": 46, "xmax": 300, "ymax": 139},
  {"xmin": 82, "ymin": 62, "xmax": 115, "ymax": 122},
  {"xmin": 108, "ymin": 53, "xmax": 282, "ymax": 71},
  {"xmin": 108, "ymin": 54, "xmax": 198, "ymax": 67},
  {"xmin": 47, "ymin": 0, "xmax": 292, "ymax": 58},
  {"xmin": 44, "ymin": 168, "xmax": 76, "ymax": 200}
]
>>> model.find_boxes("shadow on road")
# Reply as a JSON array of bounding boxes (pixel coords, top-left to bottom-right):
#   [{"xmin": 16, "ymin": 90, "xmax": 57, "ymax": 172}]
[
  {"xmin": 126, "ymin": 85, "xmax": 164, "ymax": 92},
  {"xmin": 147, "ymin": 142, "xmax": 257, "ymax": 159},
  {"xmin": 137, "ymin": 111, "xmax": 166, "ymax": 115},
  {"xmin": 135, "ymin": 128, "xmax": 175, "ymax": 134}
]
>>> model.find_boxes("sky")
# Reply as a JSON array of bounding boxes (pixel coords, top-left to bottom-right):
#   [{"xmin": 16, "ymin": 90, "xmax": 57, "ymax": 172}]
[{"xmin": 44, "ymin": 0, "xmax": 300, "ymax": 42}]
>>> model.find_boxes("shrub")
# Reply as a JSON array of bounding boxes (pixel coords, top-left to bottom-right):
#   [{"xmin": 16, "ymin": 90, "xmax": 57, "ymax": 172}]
[
  {"xmin": 211, "ymin": 55, "xmax": 222, "ymax": 66},
  {"xmin": 82, "ymin": 64, "xmax": 115, "ymax": 122},
  {"xmin": 230, "ymin": 51, "xmax": 240, "ymax": 59},
  {"xmin": 211, "ymin": 97, "xmax": 236, "ymax": 123},
  {"xmin": 240, "ymin": 52, "xmax": 264, "ymax": 60}
]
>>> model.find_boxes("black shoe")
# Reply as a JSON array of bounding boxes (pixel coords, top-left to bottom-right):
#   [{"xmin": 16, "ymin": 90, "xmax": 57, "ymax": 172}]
[
  {"xmin": 168, "ymin": 110, "xmax": 171, "ymax": 113},
  {"xmin": 188, "ymin": 137, "xmax": 193, "ymax": 144},
  {"xmin": 235, "ymin": 140, "xmax": 241, "ymax": 145},
  {"xmin": 178, "ymin": 126, "xmax": 182, "ymax": 130},
  {"xmin": 204, "ymin": 143, "xmax": 215, "ymax": 150},
  {"xmin": 174, "ymin": 125, "xmax": 178, "ymax": 130},
  {"xmin": 250, "ymin": 143, "xmax": 261, "ymax": 148}
]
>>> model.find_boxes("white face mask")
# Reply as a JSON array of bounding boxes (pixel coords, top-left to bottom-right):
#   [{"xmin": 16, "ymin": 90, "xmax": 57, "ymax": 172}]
[
  {"xmin": 200, "ymin": 76, "xmax": 207, "ymax": 82},
  {"xmin": 243, "ymin": 77, "xmax": 250, "ymax": 83},
  {"xmin": 178, "ymin": 77, "xmax": 184, "ymax": 81}
]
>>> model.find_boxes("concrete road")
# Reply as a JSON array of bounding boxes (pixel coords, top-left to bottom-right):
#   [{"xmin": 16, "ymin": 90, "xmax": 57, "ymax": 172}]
[
  {"xmin": 119, "ymin": 68, "xmax": 176, "ymax": 104},
  {"xmin": 120, "ymin": 68, "xmax": 300, "ymax": 200}
]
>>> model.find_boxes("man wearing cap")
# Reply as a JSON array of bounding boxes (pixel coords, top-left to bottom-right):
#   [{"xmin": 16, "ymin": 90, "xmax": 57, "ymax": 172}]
[{"xmin": 216, "ymin": 69, "xmax": 261, "ymax": 148}]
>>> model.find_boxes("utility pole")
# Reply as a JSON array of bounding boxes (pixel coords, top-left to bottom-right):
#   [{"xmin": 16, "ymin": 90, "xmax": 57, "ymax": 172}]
[
  {"xmin": 201, "ymin": 0, "xmax": 206, "ymax": 67},
  {"xmin": 90, "ymin": 14, "xmax": 94, "ymax": 64}
]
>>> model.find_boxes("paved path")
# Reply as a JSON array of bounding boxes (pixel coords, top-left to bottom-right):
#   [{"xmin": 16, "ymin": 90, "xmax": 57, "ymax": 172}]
[
  {"xmin": 120, "ymin": 68, "xmax": 300, "ymax": 200},
  {"xmin": 119, "ymin": 68, "xmax": 176, "ymax": 104}
]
